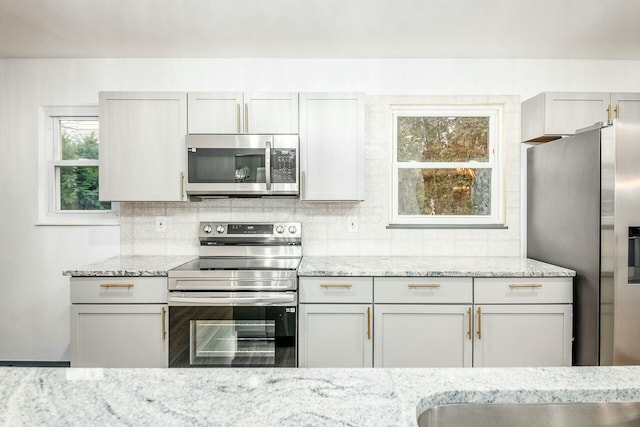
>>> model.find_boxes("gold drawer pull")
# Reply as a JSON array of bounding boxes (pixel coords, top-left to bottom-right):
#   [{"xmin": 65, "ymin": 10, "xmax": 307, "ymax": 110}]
[
  {"xmin": 509, "ymin": 284, "xmax": 543, "ymax": 289},
  {"xmin": 408, "ymin": 283, "xmax": 441, "ymax": 288},
  {"xmin": 320, "ymin": 283, "xmax": 353, "ymax": 288},
  {"xmin": 100, "ymin": 283, "xmax": 135, "ymax": 288}
]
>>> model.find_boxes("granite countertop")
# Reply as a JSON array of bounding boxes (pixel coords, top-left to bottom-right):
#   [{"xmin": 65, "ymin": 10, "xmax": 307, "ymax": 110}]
[
  {"xmin": 63, "ymin": 255, "xmax": 196, "ymax": 277},
  {"xmin": 298, "ymin": 256, "xmax": 576, "ymax": 277},
  {"xmin": 64, "ymin": 255, "xmax": 575, "ymax": 278},
  {"xmin": 2, "ymin": 366, "xmax": 639, "ymax": 426}
]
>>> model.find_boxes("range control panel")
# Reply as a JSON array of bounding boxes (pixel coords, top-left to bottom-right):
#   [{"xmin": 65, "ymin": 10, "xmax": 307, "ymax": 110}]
[{"xmin": 199, "ymin": 222, "xmax": 301, "ymax": 239}]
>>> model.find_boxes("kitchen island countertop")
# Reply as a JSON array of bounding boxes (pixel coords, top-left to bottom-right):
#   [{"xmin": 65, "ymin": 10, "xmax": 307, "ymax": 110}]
[
  {"xmin": 1, "ymin": 366, "xmax": 639, "ymax": 426},
  {"xmin": 298, "ymin": 256, "xmax": 576, "ymax": 277}
]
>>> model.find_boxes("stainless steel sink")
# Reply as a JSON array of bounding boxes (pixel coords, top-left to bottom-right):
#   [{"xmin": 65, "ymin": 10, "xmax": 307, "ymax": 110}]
[{"xmin": 418, "ymin": 402, "xmax": 640, "ymax": 427}]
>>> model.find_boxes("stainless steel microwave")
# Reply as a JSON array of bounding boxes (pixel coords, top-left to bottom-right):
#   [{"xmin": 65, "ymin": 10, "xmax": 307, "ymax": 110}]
[{"xmin": 185, "ymin": 134, "xmax": 299, "ymax": 197}]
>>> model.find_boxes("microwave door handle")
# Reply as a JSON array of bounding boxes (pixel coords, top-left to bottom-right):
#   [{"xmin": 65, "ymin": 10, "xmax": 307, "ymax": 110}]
[{"xmin": 265, "ymin": 140, "xmax": 272, "ymax": 191}]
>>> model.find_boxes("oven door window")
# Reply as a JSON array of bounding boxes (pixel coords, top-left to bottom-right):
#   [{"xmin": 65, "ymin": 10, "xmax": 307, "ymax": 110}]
[
  {"xmin": 191, "ymin": 319, "xmax": 276, "ymax": 365},
  {"xmin": 169, "ymin": 305, "xmax": 296, "ymax": 367}
]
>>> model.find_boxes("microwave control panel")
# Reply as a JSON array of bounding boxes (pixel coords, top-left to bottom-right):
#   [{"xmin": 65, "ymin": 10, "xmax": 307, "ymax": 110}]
[{"xmin": 272, "ymin": 149, "xmax": 297, "ymax": 183}]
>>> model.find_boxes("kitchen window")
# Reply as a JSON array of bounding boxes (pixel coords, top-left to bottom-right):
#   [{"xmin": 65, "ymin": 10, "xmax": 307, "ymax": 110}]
[
  {"xmin": 390, "ymin": 104, "xmax": 504, "ymax": 227},
  {"xmin": 40, "ymin": 106, "xmax": 118, "ymax": 225}
]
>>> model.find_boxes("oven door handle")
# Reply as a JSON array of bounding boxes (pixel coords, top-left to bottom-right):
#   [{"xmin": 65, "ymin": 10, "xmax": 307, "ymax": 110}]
[{"xmin": 168, "ymin": 294, "xmax": 296, "ymax": 306}]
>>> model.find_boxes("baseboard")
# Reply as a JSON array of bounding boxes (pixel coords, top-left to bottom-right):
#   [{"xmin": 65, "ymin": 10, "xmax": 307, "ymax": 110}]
[{"xmin": 0, "ymin": 361, "xmax": 71, "ymax": 367}]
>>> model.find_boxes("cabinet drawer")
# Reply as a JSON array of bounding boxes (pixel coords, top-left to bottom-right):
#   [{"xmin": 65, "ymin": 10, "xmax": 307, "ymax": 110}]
[
  {"xmin": 70, "ymin": 277, "xmax": 168, "ymax": 304},
  {"xmin": 299, "ymin": 277, "xmax": 373, "ymax": 303},
  {"xmin": 374, "ymin": 277, "xmax": 472, "ymax": 304},
  {"xmin": 474, "ymin": 277, "xmax": 572, "ymax": 304}
]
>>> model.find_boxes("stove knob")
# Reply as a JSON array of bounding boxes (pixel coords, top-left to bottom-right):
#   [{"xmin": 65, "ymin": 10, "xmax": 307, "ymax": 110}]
[
  {"xmin": 275, "ymin": 225, "xmax": 285, "ymax": 234},
  {"xmin": 203, "ymin": 225, "xmax": 213, "ymax": 234},
  {"xmin": 288, "ymin": 225, "xmax": 297, "ymax": 234},
  {"xmin": 215, "ymin": 225, "xmax": 225, "ymax": 234}
]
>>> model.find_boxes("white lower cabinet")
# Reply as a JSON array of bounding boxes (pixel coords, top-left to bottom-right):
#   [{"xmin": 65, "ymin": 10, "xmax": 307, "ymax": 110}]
[
  {"xmin": 298, "ymin": 276, "xmax": 573, "ymax": 368},
  {"xmin": 298, "ymin": 277, "xmax": 373, "ymax": 367},
  {"xmin": 70, "ymin": 277, "xmax": 168, "ymax": 368},
  {"xmin": 472, "ymin": 304, "xmax": 572, "ymax": 367},
  {"xmin": 374, "ymin": 304, "xmax": 472, "ymax": 367},
  {"xmin": 473, "ymin": 277, "xmax": 573, "ymax": 367},
  {"xmin": 298, "ymin": 304, "xmax": 372, "ymax": 368},
  {"xmin": 70, "ymin": 304, "xmax": 168, "ymax": 368}
]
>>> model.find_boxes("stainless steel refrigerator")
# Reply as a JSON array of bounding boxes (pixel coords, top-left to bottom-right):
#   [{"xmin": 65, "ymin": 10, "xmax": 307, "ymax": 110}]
[{"xmin": 528, "ymin": 119, "xmax": 640, "ymax": 366}]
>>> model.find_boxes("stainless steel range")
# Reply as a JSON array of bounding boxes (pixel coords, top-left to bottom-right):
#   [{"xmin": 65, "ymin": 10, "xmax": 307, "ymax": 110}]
[{"xmin": 167, "ymin": 222, "xmax": 301, "ymax": 368}]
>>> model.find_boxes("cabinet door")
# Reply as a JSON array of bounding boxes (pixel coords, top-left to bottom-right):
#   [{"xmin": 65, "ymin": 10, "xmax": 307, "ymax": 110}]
[
  {"xmin": 299, "ymin": 93, "xmax": 365, "ymax": 201},
  {"xmin": 244, "ymin": 92, "xmax": 298, "ymax": 134},
  {"xmin": 188, "ymin": 92, "xmax": 243, "ymax": 134},
  {"xmin": 298, "ymin": 304, "xmax": 372, "ymax": 367},
  {"xmin": 99, "ymin": 92, "xmax": 186, "ymax": 201},
  {"xmin": 544, "ymin": 92, "xmax": 609, "ymax": 136},
  {"xmin": 610, "ymin": 93, "xmax": 640, "ymax": 120},
  {"xmin": 70, "ymin": 304, "xmax": 168, "ymax": 368},
  {"xmin": 522, "ymin": 92, "xmax": 609, "ymax": 141},
  {"xmin": 473, "ymin": 304, "xmax": 572, "ymax": 367},
  {"xmin": 374, "ymin": 305, "xmax": 472, "ymax": 368}
]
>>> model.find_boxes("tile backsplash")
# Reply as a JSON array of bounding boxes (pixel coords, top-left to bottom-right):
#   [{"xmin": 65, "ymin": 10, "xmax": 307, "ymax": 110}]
[{"xmin": 120, "ymin": 95, "xmax": 521, "ymax": 257}]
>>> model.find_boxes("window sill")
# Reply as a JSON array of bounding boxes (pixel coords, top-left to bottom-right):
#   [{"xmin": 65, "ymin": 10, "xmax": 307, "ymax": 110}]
[{"xmin": 387, "ymin": 223, "xmax": 508, "ymax": 230}]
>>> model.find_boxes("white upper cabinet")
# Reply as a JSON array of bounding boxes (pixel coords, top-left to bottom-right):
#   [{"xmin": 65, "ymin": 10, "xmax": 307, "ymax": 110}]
[
  {"xmin": 521, "ymin": 92, "xmax": 609, "ymax": 142},
  {"xmin": 99, "ymin": 91, "xmax": 186, "ymax": 201},
  {"xmin": 187, "ymin": 92, "xmax": 298, "ymax": 134},
  {"xmin": 610, "ymin": 93, "xmax": 640, "ymax": 120},
  {"xmin": 522, "ymin": 91, "xmax": 640, "ymax": 142},
  {"xmin": 299, "ymin": 92, "xmax": 365, "ymax": 201},
  {"xmin": 187, "ymin": 92, "xmax": 244, "ymax": 134}
]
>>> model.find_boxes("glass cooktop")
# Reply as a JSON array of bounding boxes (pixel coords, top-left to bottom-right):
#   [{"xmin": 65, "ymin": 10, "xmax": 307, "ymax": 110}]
[{"xmin": 171, "ymin": 257, "xmax": 301, "ymax": 272}]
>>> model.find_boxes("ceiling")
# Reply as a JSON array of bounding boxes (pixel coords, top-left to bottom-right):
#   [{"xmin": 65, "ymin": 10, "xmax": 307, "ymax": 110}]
[{"xmin": 1, "ymin": 0, "xmax": 639, "ymax": 59}]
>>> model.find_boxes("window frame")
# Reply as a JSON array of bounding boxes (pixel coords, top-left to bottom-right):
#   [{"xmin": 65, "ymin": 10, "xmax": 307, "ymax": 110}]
[
  {"xmin": 39, "ymin": 106, "xmax": 119, "ymax": 226},
  {"xmin": 390, "ymin": 104, "xmax": 504, "ymax": 227}
]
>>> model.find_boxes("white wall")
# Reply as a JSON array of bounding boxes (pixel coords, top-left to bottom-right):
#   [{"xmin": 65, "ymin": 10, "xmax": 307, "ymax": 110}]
[{"xmin": 2, "ymin": 58, "xmax": 640, "ymax": 361}]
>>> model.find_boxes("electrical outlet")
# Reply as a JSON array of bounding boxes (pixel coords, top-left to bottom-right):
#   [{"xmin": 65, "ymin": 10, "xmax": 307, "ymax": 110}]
[
  {"xmin": 155, "ymin": 216, "xmax": 167, "ymax": 232},
  {"xmin": 347, "ymin": 216, "xmax": 358, "ymax": 233}
]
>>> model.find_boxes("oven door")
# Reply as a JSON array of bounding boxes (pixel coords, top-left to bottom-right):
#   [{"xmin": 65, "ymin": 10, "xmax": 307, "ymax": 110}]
[
  {"xmin": 168, "ymin": 292, "xmax": 297, "ymax": 368},
  {"xmin": 185, "ymin": 134, "xmax": 298, "ymax": 196}
]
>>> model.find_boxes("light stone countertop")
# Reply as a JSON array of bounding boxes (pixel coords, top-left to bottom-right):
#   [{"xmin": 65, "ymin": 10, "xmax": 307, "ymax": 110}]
[
  {"xmin": 1, "ymin": 366, "xmax": 639, "ymax": 426},
  {"xmin": 63, "ymin": 255, "xmax": 575, "ymax": 278},
  {"xmin": 298, "ymin": 256, "xmax": 576, "ymax": 277},
  {"xmin": 62, "ymin": 255, "xmax": 196, "ymax": 277}
]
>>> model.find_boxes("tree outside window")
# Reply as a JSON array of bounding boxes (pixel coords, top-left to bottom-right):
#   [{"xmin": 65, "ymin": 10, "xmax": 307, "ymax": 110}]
[
  {"xmin": 57, "ymin": 119, "xmax": 110, "ymax": 211},
  {"xmin": 391, "ymin": 105, "xmax": 503, "ymax": 226}
]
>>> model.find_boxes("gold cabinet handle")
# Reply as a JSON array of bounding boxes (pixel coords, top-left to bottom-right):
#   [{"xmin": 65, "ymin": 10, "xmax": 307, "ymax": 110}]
[
  {"xmin": 236, "ymin": 103, "xmax": 241, "ymax": 133},
  {"xmin": 320, "ymin": 283, "xmax": 353, "ymax": 288},
  {"xmin": 614, "ymin": 103, "xmax": 620, "ymax": 118},
  {"xmin": 467, "ymin": 307, "xmax": 472, "ymax": 340},
  {"xmin": 408, "ymin": 283, "xmax": 441, "ymax": 288},
  {"xmin": 161, "ymin": 306, "xmax": 167, "ymax": 341},
  {"xmin": 366, "ymin": 306, "xmax": 371, "ymax": 340},
  {"xmin": 476, "ymin": 307, "xmax": 482, "ymax": 340},
  {"xmin": 100, "ymin": 283, "xmax": 134, "ymax": 288},
  {"xmin": 509, "ymin": 284, "xmax": 543, "ymax": 289},
  {"xmin": 301, "ymin": 170, "xmax": 306, "ymax": 200},
  {"xmin": 244, "ymin": 103, "xmax": 248, "ymax": 133},
  {"xmin": 607, "ymin": 104, "xmax": 612, "ymax": 121},
  {"xmin": 180, "ymin": 171, "xmax": 184, "ymax": 201}
]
